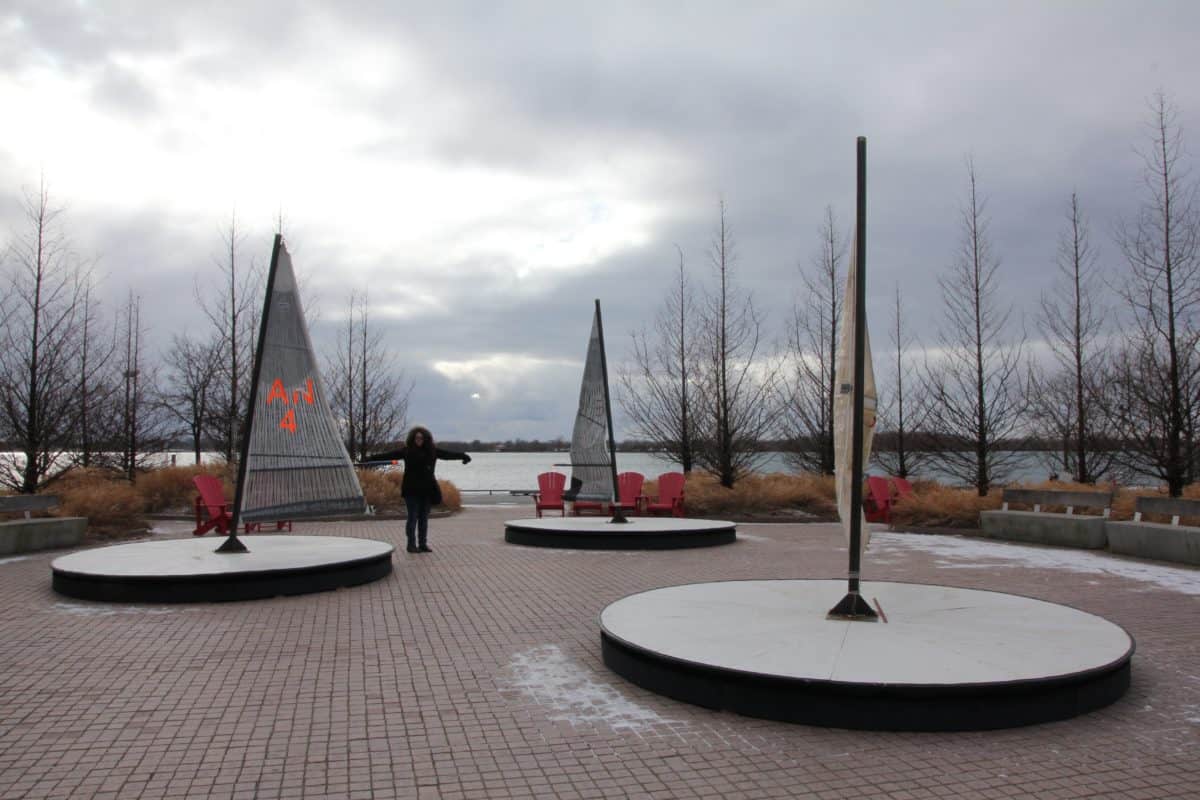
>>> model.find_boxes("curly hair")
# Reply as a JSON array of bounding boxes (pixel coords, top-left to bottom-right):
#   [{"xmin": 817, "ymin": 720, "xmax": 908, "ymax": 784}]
[{"xmin": 404, "ymin": 426, "xmax": 435, "ymax": 454}]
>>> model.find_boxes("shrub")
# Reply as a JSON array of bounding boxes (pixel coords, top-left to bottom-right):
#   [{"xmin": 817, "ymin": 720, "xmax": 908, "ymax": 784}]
[
  {"xmin": 889, "ymin": 483, "xmax": 1002, "ymax": 529},
  {"xmin": 50, "ymin": 467, "xmax": 148, "ymax": 535},
  {"xmin": 437, "ymin": 480, "xmax": 462, "ymax": 511},
  {"xmin": 135, "ymin": 465, "xmax": 230, "ymax": 512},
  {"xmin": 681, "ymin": 472, "xmax": 837, "ymax": 517},
  {"xmin": 354, "ymin": 468, "xmax": 463, "ymax": 513},
  {"xmin": 358, "ymin": 468, "xmax": 404, "ymax": 511}
]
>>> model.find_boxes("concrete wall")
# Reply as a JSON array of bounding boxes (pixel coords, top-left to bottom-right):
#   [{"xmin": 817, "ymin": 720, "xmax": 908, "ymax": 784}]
[
  {"xmin": 979, "ymin": 510, "xmax": 1108, "ymax": 549},
  {"xmin": 0, "ymin": 518, "xmax": 87, "ymax": 555},
  {"xmin": 1105, "ymin": 521, "xmax": 1200, "ymax": 566}
]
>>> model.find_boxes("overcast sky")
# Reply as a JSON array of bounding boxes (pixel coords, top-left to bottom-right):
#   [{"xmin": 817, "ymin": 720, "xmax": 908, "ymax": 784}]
[{"xmin": 3, "ymin": 1, "xmax": 1199, "ymax": 442}]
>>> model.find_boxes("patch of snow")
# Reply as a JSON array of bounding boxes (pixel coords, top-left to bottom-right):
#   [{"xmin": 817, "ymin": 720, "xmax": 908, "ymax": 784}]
[
  {"xmin": 0, "ymin": 555, "xmax": 32, "ymax": 566},
  {"xmin": 52, "ymin": 602, "xmax": 178, "ymax": 617},
  {"xmin": 150, "ymin": 524, "xmax": 192, "ymax": 535},
  {"xmin": 736, "ymin": 533, "xmax": 771, "ymax": 542},
  {"xmin": 505, "ymin": 644, "xmax": 676, "ymax": 731},
  {"xmin": 874, "ymin": 532, "xmax": 1200, "ymax": 596}
]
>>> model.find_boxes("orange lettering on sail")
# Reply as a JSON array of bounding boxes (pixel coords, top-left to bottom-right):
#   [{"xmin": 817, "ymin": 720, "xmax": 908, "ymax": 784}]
[
  {"xmin": 293, "ymin": 378, "xmax": 315, "ymax": 405},
  {"xmin": 279, "ymin": 409, "xmax": 297, "ymax": 433},
  {"xmin": 265, "ymin": 379, "xmax": 288, "ymax": 405}
]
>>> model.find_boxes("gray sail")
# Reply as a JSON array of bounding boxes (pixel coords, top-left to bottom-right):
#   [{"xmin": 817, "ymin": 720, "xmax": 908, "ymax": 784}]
[
  {"xmin": 568, "ymin": 305, "xmax": 615, "ymax": 501},
  {"xmin": 239, "ymin": 241, "xmax": 366, "ymax": 522}
]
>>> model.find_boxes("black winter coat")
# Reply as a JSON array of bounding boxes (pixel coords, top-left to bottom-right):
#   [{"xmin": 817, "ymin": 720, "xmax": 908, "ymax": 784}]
[{"xmin": 366, "ymin": 446, "xmax": 467, "ymax": 499}]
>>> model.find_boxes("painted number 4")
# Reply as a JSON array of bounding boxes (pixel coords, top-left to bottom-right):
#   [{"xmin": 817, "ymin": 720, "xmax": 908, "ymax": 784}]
[{"xmin": 266, "ymin": 377, "xmax": 315, "ymax": 435}]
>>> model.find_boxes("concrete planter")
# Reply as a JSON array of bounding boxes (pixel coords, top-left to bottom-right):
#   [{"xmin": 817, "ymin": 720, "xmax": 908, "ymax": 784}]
[
  {"xmin": 1105, "ymin": 521, "xmax": 1200, "ymax": 566},
  {"xmin": 979, "ymin": 510, "xmax": 1108, "ymax": 549},
  {"xmin": 0, "ymin": 517, "xmax": 87, "ymax": 555}
]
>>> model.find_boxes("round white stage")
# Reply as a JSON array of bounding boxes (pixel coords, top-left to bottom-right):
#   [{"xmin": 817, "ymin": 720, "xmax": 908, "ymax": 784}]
[
  {"xmin": 600, "ymin": 579, "xmax": 1134, "ymax": 730},
  {"xmin": 504, "ymin": 516, "xmax": 736, "ymax": 549},
  {"xmin": 52, "ymin": 536, "xmax": 394, "ymax": 603}
]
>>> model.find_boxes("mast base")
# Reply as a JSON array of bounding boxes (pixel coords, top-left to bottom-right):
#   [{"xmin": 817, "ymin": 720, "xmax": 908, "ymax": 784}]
[
  {"xmin": 827, "ymin": 591, "xmax": 878, "ymax": 621},
  {"xmin": 608, "ymin": 509, "xmax": 631, "ymax": 524},
  {"xmin": 216, "ymin": 533, "xmax": 250, "ymax": 554}
]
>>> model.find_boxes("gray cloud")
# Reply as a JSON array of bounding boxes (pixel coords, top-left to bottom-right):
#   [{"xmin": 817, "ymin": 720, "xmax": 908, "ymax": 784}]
[{"xmin": 2, "ymin": 1, "xmax": 1199, "ymax": 443}]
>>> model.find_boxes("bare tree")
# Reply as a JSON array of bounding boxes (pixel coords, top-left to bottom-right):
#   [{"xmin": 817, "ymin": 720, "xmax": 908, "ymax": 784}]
[
  {"xmin": 780, "ymin": 205, "xmax": 846, "ymax": 474},
  {"xmin": 0, "ymin": 182, "xmax": 88, "ymax": 492},
  {"xmin": 693, "ymin": 199, "xmax": 778, "ymax": 487},
  {"xmin": 874, "ymin": 284, "xmax": 930, "ymax": 479},
  {"xmin": 74, "ymin": 278, "xmax": 118, "ymax": 468},
  {"xmin": 1110, "ymin": 93, "xmax": 1200, "ymax": 495},
  {"xmin": 618, "ymin": 246, "xmax": 700, "ymax": 472},
  {"xmin": 325, "ymin": 290, "xmax": 411, "ymax": 462},
  {"xmin": 196, "ymin": 215, "xmax": 261, "ymax": 462},
  {"xmin": 116, "ymin": 292, "xmax": 166, "ymax": 479},
  {"xmin": 1028, "ymin": 193, "xmax": 1117, "ymax": 483},
  {"xmin": 921, "ymin": 158, "xmax": 1027, "ymax": 495},
  {"xmin": 160, "ymin": 333, "xmax": 221, "ymax": 464}
]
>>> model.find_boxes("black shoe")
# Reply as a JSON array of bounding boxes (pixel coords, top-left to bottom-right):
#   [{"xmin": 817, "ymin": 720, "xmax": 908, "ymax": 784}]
[
  {"xmin": 417, "ymin": 544, "xmax": 432, "ymax": 553},
  {"xmin": 406, "ymin": 544, "xmax": 418, "ymax": 553}
]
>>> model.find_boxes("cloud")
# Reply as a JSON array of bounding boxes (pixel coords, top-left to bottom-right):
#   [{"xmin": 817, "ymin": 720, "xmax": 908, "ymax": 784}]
[{"xmin": 2, "ymin": 1, "xmax": 1200, "ymax": 442}]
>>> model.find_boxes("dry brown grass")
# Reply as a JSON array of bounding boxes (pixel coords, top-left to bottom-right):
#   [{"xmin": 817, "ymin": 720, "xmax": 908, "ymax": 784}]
[
  {"xmin": 354, "ymin": 468, "xmax": 462, "ymax": 513},
  {"xmin": 357, "ymin": 468, "xmax": 404, "ymax": 511},
  {"xmin": 681, "ymin": 472, "xmax": 837, "ymax": 517},
  {"xmin": 135, "ymin": 465, "xmax": 231, "ymax": 512},
  {"xmin": 889, "ymin": 483, "xmax": 1001, "ymax": 529},
  {"xmin": 438, "ymin": 480, "xmax": 462, "ymax": 511},
  {"xmin": 48, "ymin": 467, "xmax": 148, "ymax": 535},
  {"xmin": 889, "ymin": 478, "xmax": 1200, "ymax": 529},
  {"xmin": 31, "ymin": 462, "xmax": 1200, "ymax": 534}
]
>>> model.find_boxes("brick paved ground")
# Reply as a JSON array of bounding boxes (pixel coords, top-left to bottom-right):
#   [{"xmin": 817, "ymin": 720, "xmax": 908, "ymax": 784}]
[{"xmin": 1, "ymin": 506, "xmax": 1197, "ymax": 799}]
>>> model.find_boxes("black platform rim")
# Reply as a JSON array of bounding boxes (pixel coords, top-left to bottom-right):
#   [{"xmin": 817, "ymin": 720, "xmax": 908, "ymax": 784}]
[
  {"xmin": 51, "ymin": 547, "xmax": 394, "ymax": 603},
  {"xmin": 504, "ymin": 521, "xmax": 736, "ymax": 550},
  {"xmin": 599, "ymin": 578, "xmax": 1136, "ymax": 731}
]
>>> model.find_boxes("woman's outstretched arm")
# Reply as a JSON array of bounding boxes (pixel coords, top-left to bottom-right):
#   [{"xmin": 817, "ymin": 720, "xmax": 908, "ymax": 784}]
[
  {"xmin": 435, "ymin": 447, "xmax": 471, "ymax": 464},
  {"xmin": 360, "ymin": 446, "xmax": 407, "ymax": 464}
]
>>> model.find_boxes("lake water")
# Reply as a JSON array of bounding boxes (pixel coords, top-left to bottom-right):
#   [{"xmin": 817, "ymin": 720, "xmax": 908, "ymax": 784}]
[
  {"xmin": 433, "ymin": 450, "xmax": 1053, "ymax": 493},
  {"xmin": 3, "ymin": 449, "xmax": 1054, "ymax": 492}
]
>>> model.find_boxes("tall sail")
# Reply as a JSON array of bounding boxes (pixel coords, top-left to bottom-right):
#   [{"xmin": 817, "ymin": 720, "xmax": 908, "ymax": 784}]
[
  {"xmin": 567, "ymin": 302, "xmax": 617, "ymax": 502},
  {"xmin": 237, "ymin": 236, "xmax": 366, "ymax": 523},
  {"xmin": 833, "ymin": 234, "xmax": 877, "ymax": 553}
]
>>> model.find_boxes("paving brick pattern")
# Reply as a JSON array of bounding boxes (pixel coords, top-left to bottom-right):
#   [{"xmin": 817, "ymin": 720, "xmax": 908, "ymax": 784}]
[{"xmin": 1, "ymin": 507, "xmax": 1197, "ymax": 799}]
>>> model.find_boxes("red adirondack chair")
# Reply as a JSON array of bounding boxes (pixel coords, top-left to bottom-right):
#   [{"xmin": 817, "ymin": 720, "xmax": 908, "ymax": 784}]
[
  {"xmin": 533, "ymin": 472, "xmax": 566, "ymax": 518},
  {"xmin": 193, "ymin": 475, "xmax": 233, "ymax": 536},
  {"xmin": 609, "ymin": 472, "xmax": 645, "ymax": 516},
  {"xmin": 192, "ymin": 475, "xmax": 292, "ymax": 535},
  {"xmin": 571, "ymin": 496, "xmax": 605, "ymax": 515},
  {"xmin": 643, "ymin": 472, "xmax": 686, "ymax": 517},
  {"xmin": 863, "ymin": 475, "xmax": 893, "ymax": 524},
  {"xmin": 568, "ymin": 474, "xmax": 606, "ymax": 515}
]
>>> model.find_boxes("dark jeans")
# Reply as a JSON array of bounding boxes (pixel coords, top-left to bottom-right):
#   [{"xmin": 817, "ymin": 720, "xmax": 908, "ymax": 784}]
[{"xmin": 404, "ymin": 494, "xmax": 432, "ymax": 546}]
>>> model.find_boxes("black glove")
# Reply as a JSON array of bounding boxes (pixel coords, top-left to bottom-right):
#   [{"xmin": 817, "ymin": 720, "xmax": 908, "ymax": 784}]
[{"xmin": 462, "ymin": 454, "xmax": 471, "ymax": 465}]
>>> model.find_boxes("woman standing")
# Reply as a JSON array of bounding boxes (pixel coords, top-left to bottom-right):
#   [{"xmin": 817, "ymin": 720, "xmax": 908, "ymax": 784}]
[{"xmin": 365, "ymin": 427, "xmax": 470, "ymax": 553}]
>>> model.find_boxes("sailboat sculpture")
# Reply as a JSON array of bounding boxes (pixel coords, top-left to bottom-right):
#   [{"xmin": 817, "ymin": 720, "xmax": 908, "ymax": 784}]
[
  {"xmin": 560, "ymin": 299, "xmax": 627, "ymax": 522},
  {"xmin": 828, "ymin": 136, "xmax": 879, "ymax": 619},
  {"xmin": 833, "ymin": 233, "xmax": 878, "ymax": 555},
  {"xmin": 221, "ymin": 234, "xmax": 367, "ymax": 552}
]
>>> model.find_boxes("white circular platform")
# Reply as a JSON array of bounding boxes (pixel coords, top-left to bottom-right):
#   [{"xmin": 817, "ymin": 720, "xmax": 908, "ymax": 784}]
[
  {"xmin": 600, "ymin": 579, "xmax": 1134, "ymax": 730},
  {"xmin": 52, "ymin": 536, "xmax": 394, "ymax": 603},
  {"xmin": 504, "ymin": 516, "xmax": 736, "ymax": 549}
]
